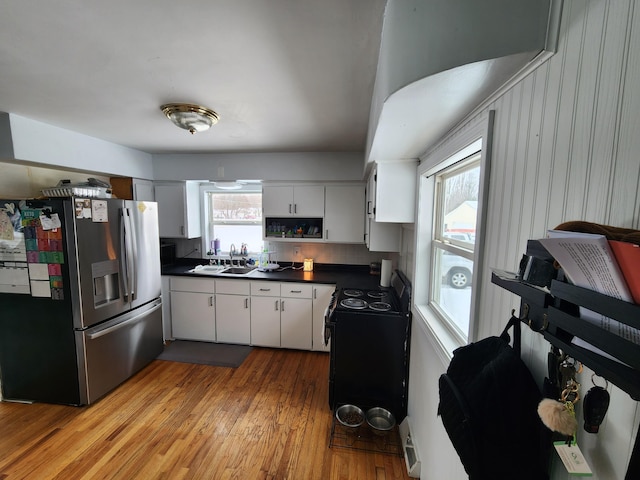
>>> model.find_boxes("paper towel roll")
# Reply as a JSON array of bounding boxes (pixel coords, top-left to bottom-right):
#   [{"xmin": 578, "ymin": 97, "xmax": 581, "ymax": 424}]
[{"xmin": 380, "ymin": 259, "xmax": 392, "ymax": 287}]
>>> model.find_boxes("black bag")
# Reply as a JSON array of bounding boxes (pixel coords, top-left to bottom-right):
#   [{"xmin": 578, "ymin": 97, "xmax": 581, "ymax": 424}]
[{"xmin": 438, "ymin": 318, "xmax": 551, "ymax": 480}]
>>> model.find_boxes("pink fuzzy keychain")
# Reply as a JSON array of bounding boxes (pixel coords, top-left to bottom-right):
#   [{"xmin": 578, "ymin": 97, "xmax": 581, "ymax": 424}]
[{"xmin": 538, "ymin": 381, "xmax": 580, "ymax": 437}]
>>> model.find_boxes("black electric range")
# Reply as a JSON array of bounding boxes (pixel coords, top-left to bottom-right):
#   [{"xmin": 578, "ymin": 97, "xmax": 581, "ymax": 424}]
[{"xmin": 325, "ymin": 270, "xmax": 411, "ymax": 422}]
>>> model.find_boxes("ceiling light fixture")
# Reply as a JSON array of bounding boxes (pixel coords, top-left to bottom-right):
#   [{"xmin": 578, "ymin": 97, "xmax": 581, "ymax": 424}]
[
  {"xmin": 214, "ymin": 181, "xmax": 244, "ymax": 190},
  {"xmin": 160, "ymin": 103, "xmax": 220, "ymax": 134}
]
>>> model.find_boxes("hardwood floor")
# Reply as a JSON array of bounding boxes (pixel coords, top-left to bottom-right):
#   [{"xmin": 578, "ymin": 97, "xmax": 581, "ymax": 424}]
[{"xmin": 0, "ymin": 348, "xmax": 412, "ymax": 479}]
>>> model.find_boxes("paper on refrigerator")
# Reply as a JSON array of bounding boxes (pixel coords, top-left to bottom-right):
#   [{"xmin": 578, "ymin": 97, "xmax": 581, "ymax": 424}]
[{"xmin": 538, "ymin": 231, "xmax": 640, "ymax": 358}]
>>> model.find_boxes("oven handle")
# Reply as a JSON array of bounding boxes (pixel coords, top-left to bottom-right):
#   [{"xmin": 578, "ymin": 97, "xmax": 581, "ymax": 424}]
[{"xmin": 323, "ymin": 304, "xmax": 334, "ymax": 347}]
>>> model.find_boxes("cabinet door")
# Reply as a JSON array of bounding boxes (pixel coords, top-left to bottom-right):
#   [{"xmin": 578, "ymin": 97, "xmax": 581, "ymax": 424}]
[
  {"xmin": 366, "ymin": 219, "xmax": 401, "ymax": 252},
  {"xmin": 262, "ymin": 186, "xmax": 293, "ymax": 216},
  {"xmin": 324, "ymin": 185, "xmax": 364, "ymax": 243},
  {"xmin": 372, "ymin": 162, "xmax": 417, "ymax": 223},
  {"xmin": 280, "ymin": 297, "xmax": 312, "ymax": 350},
  {"xmin": 262, "ymin": 185, "xmax": 324, "ymax": 217},
  {"xmin": 311, "ymin": 284, "xmax": 334, "ymax": 352},
  {"xmin": 170, "ymin": 291, "xmax": 215, "ymax": 341},
  {"xmin": 133, "ymin": 179, "xmax": 155, "ymax": 201},
  {"xmin": 155, "ymin": 182, "xmax": 201, "ymax": 238},
  {"xmin": 161, "ymin": 276, "xmax": 172, "ymax": 341},
  {"xmin": 216, "ymin": 294, "xmax": 251, "ymax": 344},
  {"xmin": 250, "ymin": 296, "xmax": 281, "ymax": 347},
  {"xmin": 293, "ymin": 185, "xmax": 324, "ymax": 217}
]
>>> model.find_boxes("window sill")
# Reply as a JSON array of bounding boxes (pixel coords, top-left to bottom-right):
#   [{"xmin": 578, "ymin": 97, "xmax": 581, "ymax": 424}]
[{"xmin": 413, "ymin": 304, "xmax": 466, "ymax": 366}]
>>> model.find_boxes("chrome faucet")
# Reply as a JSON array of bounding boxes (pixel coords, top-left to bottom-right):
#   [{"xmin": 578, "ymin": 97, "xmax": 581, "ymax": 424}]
[{"xmin": 230, "ymin": 244, "xmax": 237, "ymax": 265}]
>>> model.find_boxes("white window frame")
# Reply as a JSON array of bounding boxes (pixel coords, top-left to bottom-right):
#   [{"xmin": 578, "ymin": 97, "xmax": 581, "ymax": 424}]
[
  {"xmin": 200, "ymin": 183, "xmax": 263, "ymax": 255},
  {"xmin": 412, "ymin": 111, "xmax": 494, "ymax": 362}
]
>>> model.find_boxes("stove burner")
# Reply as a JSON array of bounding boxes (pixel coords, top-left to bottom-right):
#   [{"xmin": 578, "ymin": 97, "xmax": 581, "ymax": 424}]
[
  {"xmin": 369, "ymin": 301, "xmax": 392, "ymax": 312},
  {"xmin": 340, "ymin": 298, "xmax": 368, "ymax": 309},
  {"xmin": 367, "ymin": 291, "xmax": 388, "ymax": 299},
  {"xmin": 343, "ymin": 289, "xmax": 364, "ymax": 297}
]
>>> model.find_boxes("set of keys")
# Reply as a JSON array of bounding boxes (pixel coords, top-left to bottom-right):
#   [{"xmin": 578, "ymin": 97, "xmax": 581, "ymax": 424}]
[{"xmin": 549, "ymin": 349, "xmax": 611, "ymax": 434}]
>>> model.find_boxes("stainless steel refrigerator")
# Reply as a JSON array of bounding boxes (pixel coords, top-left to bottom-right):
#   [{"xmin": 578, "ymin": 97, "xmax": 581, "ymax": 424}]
[{"xmin": 0, "ymin": 197, "xmax": 163, "ymax": 405}]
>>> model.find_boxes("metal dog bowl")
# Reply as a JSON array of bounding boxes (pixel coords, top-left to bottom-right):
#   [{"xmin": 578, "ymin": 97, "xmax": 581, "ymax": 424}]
[
  {"xmin": 366, "ymin": 407, "xmax": 396, "ymax": 434},
  {"xmin": 335, "ymin": 404, "xmax": 365, "ymax": 428}
]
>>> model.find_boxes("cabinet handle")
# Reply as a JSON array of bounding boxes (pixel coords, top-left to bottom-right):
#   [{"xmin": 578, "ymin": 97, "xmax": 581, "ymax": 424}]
[
  {"xmin": 290, "ymin": 290, "xmax": 302, "ymax": 294},
  {"xmin": 326, "ymin": 229, "xmax": 328, "ymax": 239},
  {"xmin": 281, "ymin": 300, "xmax": 285, "ymax": 311},
  {"xmin": 260, "ymin": 288, "xmax": 271, "ymax": 292},
  {"xmin": 314, "ymin": 289, "xmax": 317, "ymax": 299},
  {"xmin": 209, "ymin": 296, "xmax": 214, "ymax": 307},
  {"xmin": 289, "ymin": 204, "xmax": 292, "ymax": 214},
  {"xmin": 367, "ymin": 200, "xmax": 372, "ymax": 215},
  {"xmin": 181, "ymin": 225, "xmax": 185, "ymax": 236},
  {"xmin": 245, "ymin": 298, "xmax": 249, "ymax": 309},
  {"xmin": 294, "ymin": 204, "xmax": 297, "ymax": 214},
  {"xmin": 275, "ymin": 300, "xmax": 279, "ymax": 311}
]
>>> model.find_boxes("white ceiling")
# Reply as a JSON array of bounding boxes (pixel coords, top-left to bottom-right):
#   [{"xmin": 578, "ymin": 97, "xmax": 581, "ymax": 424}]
[{"xmin": 0, "ymin": 0, "xmax": 386, "ymax": 155}]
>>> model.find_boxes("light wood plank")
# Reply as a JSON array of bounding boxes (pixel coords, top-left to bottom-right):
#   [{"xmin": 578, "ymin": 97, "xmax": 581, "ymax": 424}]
[{"xmin": 0, "ymin": 348, "xmax": 411, "ymax": 480}]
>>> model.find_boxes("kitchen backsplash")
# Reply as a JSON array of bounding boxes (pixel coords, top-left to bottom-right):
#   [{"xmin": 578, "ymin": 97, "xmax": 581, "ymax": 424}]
[{"xmin": 172, "ymin": 237, "xmax": 397, "ymax": 267}]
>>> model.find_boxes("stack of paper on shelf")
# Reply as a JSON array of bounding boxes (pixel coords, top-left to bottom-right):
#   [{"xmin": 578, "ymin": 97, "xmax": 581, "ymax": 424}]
[{"xmin": 538, "ymin": 230, "xmax": 640, "ymax": 361}]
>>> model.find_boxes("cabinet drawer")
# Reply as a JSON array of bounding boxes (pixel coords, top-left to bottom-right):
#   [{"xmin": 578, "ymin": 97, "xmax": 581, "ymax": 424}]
[
  {"xmin": 216, "ymin": 279, "xmax": 250, "ymax": 295},
  {"xmin": 170, "ymin": 276, "xmax": 215, "ymax": 294},
  {"xmin": 281, "ymin": 283, "xmax": 312, "ymax": 298},
  {"xmin": 251, "ymin": 281, "xmax": 281, "ymax": 297}
]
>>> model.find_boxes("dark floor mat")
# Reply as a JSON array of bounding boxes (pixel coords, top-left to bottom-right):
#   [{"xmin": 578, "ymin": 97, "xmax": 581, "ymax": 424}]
[{"xmin": 157, "ymin": 341, "xmax": 252, "ymax": 368}]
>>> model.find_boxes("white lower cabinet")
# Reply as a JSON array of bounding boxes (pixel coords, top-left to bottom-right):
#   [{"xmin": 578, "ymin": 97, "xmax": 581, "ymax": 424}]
[
  {"xmin": 311, "ymin": 284, "xmax": 335, "ymax": 352},
  {"xmin": 168, "ymin": 276, "xmax": 323, "ymax": 350},
  {"xmin": 250, "ymin": 282, "xmax": 281, "ymax": 347},
  {"xmin": 170, "ymin": 277, "xmax": 216, "ymax": 341},
  {"xmin": 280, "ymin": 296, "xmax": 312, "ymax": 350},
  {"xmin": 280, "ymin": 283, "xmax": 313, "ymax": 350},
  {"xmin": 250, "ymin": 296, "xmax": 282, "ymax": 347},
  {"xmin": 250, "ymin": 282, "xmax": 313, "ymax": 349},
  {"xmin": 161, "ymin": 276, "xmax": 172, "ymax": 341},
  {"xmin": 216, "ymin": 280, "xmax": 251, "ymax": 345}
]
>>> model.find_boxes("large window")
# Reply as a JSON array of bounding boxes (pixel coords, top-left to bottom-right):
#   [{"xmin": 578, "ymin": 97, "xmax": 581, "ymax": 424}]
[
  {"xmin": 430, "ymin": 155, "xmax": 480, "ymax": 339},
  {"xmin": 205, "ymin": 190, "xmax": 263, "ymax": 255},
  {"xmin": 414, "ymin": 111, "xmax": 493, "ymax": 354}
]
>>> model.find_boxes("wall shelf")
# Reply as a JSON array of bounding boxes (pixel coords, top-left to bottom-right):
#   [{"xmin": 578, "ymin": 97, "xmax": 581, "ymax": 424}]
[{"xmin": 491, "ymin": 270, "xmax": 640, "ymax": 401}]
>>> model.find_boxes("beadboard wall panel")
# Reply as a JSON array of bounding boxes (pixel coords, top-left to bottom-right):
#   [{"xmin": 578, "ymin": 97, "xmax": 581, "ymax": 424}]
[{"xmin": 409, "ymin": 1, "xmax": 640, "ymax": 479}]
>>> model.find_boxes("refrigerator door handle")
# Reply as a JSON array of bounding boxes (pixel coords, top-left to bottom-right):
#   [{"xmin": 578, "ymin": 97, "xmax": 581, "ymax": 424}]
[
  {"xmin": 125, "ymin": 207, "xmax": 139, "ymax": 301},
  {"xmin": 121, "ymin": 208, "xmax": 137, "ymax": 301},
  {"xmin": 86, "ymin": 301, "xmax": 162, "ymax": 340},
  {"xmin": 120, "ymin": 208, "xmax": 131, "ymax": 302}
]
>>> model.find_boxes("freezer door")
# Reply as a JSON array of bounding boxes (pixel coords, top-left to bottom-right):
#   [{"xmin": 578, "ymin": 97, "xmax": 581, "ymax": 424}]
[
  {"xmin": 68, "ymin": 199, "xmax": 130, "ymax": 329},
  {"xmin": 124, "ymin": 201, "xmax": 161, "ymax": 309},
  {"xmin": 76, "ymin": 298, "xmax": 163, "ymax": 405}
]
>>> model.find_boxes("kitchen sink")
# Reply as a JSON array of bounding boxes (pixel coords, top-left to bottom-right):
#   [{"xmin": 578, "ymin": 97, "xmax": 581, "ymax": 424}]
[
  {"xmin": 188, "ymin": 265, "xmax": 256, "ymax": 276},
  {"xmin": 219, "ymin": 266, "xmax": 256, "ymax": 275},
  {"xmin": 189, "ymin": 265, "xmax": 227, "ymax": 274}
]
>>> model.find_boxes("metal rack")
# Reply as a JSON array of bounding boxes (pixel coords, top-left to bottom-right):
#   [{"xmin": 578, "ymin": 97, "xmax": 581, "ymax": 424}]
[
  {"xmin": 491, "ymin": 269, "xmax": 640, "ymax": 401},
  {"xmin": 329, "ymin": 414, "xmax": 403, "ymax": 456}
]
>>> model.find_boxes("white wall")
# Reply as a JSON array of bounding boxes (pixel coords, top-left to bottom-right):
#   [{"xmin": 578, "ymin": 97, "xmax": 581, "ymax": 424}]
[
  {"xmin": 3, "ymin": 113, "xmax": 154, "ymax": 179},
  {"xmin": 152, "ymin": 152, "xmax": 365, "ymax": 182},
  {"xmin": 406, "ymin": 1, "xmax": 640, "ymax": 479}
]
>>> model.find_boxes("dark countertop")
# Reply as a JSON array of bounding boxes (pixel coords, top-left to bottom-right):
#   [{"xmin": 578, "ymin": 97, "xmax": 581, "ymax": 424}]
[{"xmin": 162, "ymin": 260, "xmax": 384, "ymax": 290}]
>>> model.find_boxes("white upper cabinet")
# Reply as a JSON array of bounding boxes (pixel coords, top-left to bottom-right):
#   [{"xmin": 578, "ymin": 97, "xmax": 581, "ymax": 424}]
[
  {"xmin": 324, "ymin": 184, "xmax": 365, "ymax": 244},
  {"xmin": 365, "ymin": 167, "xmax": 401, "ymax": 252},
  {"xmin": 154, "ymin": 181, "xmax": 201, "ymax": 238},
  {"xmin": 263, "ymin": 185, "xmax": 324, "ymax": 217},
  {"xmin": 369, "ymin": 162, "xmax": 417, "ymax": 223}
]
